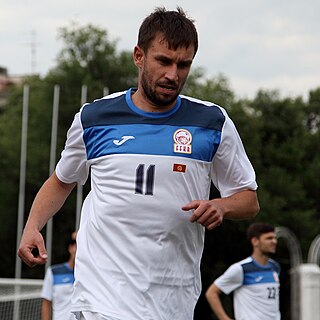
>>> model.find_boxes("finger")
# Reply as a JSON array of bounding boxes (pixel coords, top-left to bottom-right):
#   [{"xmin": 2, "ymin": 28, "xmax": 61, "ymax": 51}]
[
  {"xmin": 26, "ymin": 257, "xmax": 46, "ymax": 268},
  {"xmin": 206, "ymin": 220, "xmax": 222, "ymax": 230},
  {"xmin": 18, "ymin": 244, "xmax": 48, "ymax": 267},
  {"xmin": 31, "ymin": 244, "xmax": 48, "ymax": 266},
  {"xmin": 30, "ymin": 255, "xmax": 48, "ymax": 266},
  {"xmin": 196, "ymin": 212, "xmax": 216, "ymax": 225},
  {"xmin": 18, "ymin": 249, "xmax": 41, "ymax": 268},
  {"xmin": 38, "ymin": 246, "xmax": 48, "ymax": 260},
  {"xmin": 195, "ymin": 208, "xmax": 223, "ymax": 227},
  {"xmin": 189, "ymin": 208, "xmax": 207, "ymax": 222},
  {"xmin": 205, "ymin": 214, "xmax": 223, "ymax": 230},
  {"xmin": 181, "ymin": 200, "xmax": 200, "ymax": 211},
  {"xmin": 188, "ymin": 202, "xmax": 211, "ymax": 222}
]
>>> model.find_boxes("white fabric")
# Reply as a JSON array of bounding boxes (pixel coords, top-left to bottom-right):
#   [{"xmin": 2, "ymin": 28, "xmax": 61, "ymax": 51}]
[
  {"xmin": 214, "ymin": 257, "xmax": 281, "ymax": 320},
  {"xmin": 56, "ymin": 91, "xmax": 257, "ymax": 320},
  {"xmin": 41, "ymin": 264, "xmax": 76, "ymax": 320},
  {"xmin": 76, "ymin": 311, "xmax": 120, "ymax": 320}
]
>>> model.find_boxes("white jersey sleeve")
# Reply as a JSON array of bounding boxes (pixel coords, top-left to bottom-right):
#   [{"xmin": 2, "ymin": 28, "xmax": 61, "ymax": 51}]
[
  {"xmin": 214, "ymin": 262, "xmax": 244, "ymax": 294},
  {"xmin": 41, "ymin": 266, "xmax": 53, "ymax": 301},
  {"xmin": 56, "ymin": 111, "xmax": 89, "ymax": 185},
  {"xmin": 215, "ymin": 257, "xmax": 281, "ymax": 320},
  {"xmin": 211, "ymin": 110, "xmax": 257, "ymax": 197}
]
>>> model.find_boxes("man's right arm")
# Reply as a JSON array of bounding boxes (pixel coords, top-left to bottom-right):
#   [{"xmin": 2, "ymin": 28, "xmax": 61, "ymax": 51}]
[
  {"xmin": 41, "ymin": 299, "xmax": 52, "ymax": 320},
  {"xmin": 205, "ymin": 283, "xmax": 233, "ymax": 320},
  {"xmin": 17, "ymin": 171, "xmax": 76, "ymax": 267}
]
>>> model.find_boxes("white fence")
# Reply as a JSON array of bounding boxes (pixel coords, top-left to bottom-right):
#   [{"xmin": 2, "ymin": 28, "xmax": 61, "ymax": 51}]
[
  {"xmin": 276, "ymin": 227, "xmax": 320, "ymax": 320},
  {"xmin": 0, "ymin": 278, "xmax": 43, "ymax": 320}
]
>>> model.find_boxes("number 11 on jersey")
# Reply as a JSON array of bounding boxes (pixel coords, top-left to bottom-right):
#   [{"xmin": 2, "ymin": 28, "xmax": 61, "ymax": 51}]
[{"xmin": 135, "ymin": 164, "xmax": 155, "ymax": 195}]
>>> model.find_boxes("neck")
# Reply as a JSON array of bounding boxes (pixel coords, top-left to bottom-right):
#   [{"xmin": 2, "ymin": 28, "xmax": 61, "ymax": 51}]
[
  {"xmin": 252, "ymin": 252, "xmax": 269, "ymax": 266},
  {"xmin": 67, "ymin": 258, "xmax": 75, "ymax": 270},
  {"xmin": 131, "ymin": 89, "xmax": 176, "ymax": 113}
]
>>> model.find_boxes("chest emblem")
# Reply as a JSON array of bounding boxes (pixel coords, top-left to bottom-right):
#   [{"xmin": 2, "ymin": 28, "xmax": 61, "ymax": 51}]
[
  {"xmin": 173, "ymin": 129, "xmax": 192, "ymax": 154},
  {"xmin": 113, "ymin": 135, "xmax": 135, "ymax": 146}
]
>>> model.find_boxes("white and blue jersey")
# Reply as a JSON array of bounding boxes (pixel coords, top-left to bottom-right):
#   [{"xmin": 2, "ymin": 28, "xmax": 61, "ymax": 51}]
[
  {"xmin": 41, "ymin": 262, "xmax": 76, "ymax": 320},
  {"xmin": 214, "ymin": 256, "xmax": 281, "ymax": 320},
  {"xmin": 55, "ymin": 88, "xmax": 258, "ymax": 320}
]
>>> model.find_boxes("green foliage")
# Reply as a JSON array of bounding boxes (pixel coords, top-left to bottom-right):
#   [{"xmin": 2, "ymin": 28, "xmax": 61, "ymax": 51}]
[
  {"xmin": 0, "ymin": 23, "xmax": 138, "ymax": 278},
  {"xmin": 52, "ymin": 22, "xmax": 137, "ymax": 95},
  {"xmin": 242, "ymin": 89, "xmax": 319, "ymax": 258},
  {"xmin": 0, "ymin": 84, "xmax": 23, "ymax": 277},
  {"xmin": 184, "ymin": 71, "xmax": 235, "ymax": 108}
]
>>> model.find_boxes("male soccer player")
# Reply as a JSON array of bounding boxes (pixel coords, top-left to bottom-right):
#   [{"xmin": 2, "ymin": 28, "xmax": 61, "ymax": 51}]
[
  {"xmin": 41, "ymin": 231, "xmax": 77, "ymax": 320},
  {"xmin": 18, "ymin": 7, "xmax": 259, "ymax": 320},
  {"xmin": 206, "ymin": 223, "xmax": 280, "ymax": 320}
]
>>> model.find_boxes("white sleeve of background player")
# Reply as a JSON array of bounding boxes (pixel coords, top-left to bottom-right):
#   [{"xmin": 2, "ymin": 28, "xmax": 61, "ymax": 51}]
[
  {"xmin": 211, "ymin": 109, "xmax": 258, "ymax": 198},
  {"xmin": 214, "ymin": 263, "xmax": 243, "ymax": 295},
  {"xmin": 55, "ymin": 110, "xmax": 89, "ymax": 185},
  {"xmin": 41, "ymin": 267, "xmax": 53, "ymax": 301}
]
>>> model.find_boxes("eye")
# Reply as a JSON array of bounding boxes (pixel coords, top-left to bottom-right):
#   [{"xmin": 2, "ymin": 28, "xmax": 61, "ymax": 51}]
[
  {"xmin": 157, "ymin": 57, "xmax": 171, "ymax": 65},
  {"xmin": 178, "ymin": 61, "xmax": 192, "ymax": 69}
]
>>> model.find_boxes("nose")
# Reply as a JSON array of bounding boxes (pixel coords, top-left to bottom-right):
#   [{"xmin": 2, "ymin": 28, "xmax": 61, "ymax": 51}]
[{"xmin": 165, "ymin": 65, "xmax": 178, "ymax": 82}]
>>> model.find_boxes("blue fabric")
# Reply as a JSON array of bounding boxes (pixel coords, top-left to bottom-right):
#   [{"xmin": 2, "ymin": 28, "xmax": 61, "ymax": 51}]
[
  {"xmin": 242, "ymin": 259, "xmax": 280, "ymax": 286},
  {"xmin": 52, "ymin": 263, "xmax": 75, "ymax": 286},
  {"xmin": 81, "ymin": 89, "xmax": 225, "ymax": 161}
]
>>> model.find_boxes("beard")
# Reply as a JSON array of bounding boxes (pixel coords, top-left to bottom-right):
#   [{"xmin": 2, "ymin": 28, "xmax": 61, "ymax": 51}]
[
  {"xmin": 261, "ymin": 248, "xmax": 276, "ymax": 258},
  {"xmin": 140, "ymin": 69, "xmax": 183, "ymax": 108}
]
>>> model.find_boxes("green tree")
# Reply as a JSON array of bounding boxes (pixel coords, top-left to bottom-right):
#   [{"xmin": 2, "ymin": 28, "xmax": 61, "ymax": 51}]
[
  {"xmin": 302, "ymin": 88, "xmax": 320, "ymax": 218},
  {"xmin": 0, "ymin": 82, "xmax": 26, "ymax": 277},
  {"xmin": 51, "ymin": 22, "xmax": 137, "ymax": 93},
  {"xmin": 184, "ymin": 71, "xmax": 235, "ymax": 108},
  {"xmin": 0, "ymin": 23, "xmax": 138, "ymax": 278},
  {"xmin": 247, "ymin": 90, "xmax": 319, "ymax": 255}
]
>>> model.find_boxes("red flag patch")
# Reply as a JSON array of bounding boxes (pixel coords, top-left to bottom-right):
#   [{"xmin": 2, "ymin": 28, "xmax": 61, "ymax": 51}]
[{"xmin": 173, "ymin": 163, "xmax": 186, "ymax": 173}]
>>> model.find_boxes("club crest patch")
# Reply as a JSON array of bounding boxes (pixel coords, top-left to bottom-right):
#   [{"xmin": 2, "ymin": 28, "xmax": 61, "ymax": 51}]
[{"xmin": 173, "ymin": 129, "xmax": 192, "ymax": 154}]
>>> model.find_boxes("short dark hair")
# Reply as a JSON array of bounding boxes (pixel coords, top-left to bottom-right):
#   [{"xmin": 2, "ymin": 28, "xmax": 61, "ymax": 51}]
[
  {"xmin": 68, "ymin": 239, "xmax": 76, "ymax": 246},
  {"xmin": 67, "ymin": 231, "xmax": 77, "ymax": 246},
  {"xmin": 137, "ymin": 6, "xmax": 198, "ymax": 57},
  {"xmin": 247, "ymin": 223, "xmax": 275, "ymax": 241}
]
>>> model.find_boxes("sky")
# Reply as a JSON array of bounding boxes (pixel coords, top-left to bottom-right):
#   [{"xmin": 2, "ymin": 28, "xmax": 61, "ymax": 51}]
[{"xmin": 1, "ymin": 0, "xmax": 319, "ymax": 100}]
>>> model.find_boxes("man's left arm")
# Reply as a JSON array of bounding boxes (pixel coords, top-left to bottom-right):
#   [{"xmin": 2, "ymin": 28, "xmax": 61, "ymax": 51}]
[{"xmin": 182, "ymin": 189, "xmax": 259, "ymax": 230}]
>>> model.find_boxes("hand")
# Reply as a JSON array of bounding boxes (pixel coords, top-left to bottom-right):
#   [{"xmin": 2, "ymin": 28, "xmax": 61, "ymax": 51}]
[
  {"xmin": 17, "ymin": 228, "xmax": 48, "ymax": 267},
  {"xmin": 182, "ymin": 200, "xmax": 224, "ymax": 230}
]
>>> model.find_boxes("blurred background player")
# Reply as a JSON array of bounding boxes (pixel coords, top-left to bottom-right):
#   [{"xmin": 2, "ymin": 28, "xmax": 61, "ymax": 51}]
[
  {"xmin": 206, "ymin": 223, "xmax": 280, "ymax": 320},
  {"xmin": 41, "ymin": 231, "xmax": 77, "ymax": 320}
]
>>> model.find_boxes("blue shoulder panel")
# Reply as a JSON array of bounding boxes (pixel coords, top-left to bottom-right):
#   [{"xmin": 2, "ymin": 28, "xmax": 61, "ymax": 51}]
[
  {"xmin": 51, "ymin": 263, "xmax": 75, "ymax": 286},
  {"xmin": 241, "ymin": 259, "xmax": 280, "ymax": 286},
  {"xmin": 81, "ymin": 89, "xmax": 226, "ymax": 161}
]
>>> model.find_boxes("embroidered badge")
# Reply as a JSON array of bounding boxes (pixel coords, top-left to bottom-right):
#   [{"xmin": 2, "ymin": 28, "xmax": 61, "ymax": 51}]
[{"xmin": 173, "ymin": 129, "xmax": 192, "ymax": 154}]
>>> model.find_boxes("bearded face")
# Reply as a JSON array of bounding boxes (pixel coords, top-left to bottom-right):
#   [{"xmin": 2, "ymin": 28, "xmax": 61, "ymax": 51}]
[{"xmin": 133, "ymin": 34, "xmax": 195, "ymax": 112}]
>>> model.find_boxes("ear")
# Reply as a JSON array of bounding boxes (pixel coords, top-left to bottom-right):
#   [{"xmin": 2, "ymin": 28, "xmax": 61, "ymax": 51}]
[
  {"xmin": 251, "ymin": 237, "xmax": 259, "ymax": 247},
  {"xmin": 133, "ymin": 45, "xmax": 144, "ymax": 68}
]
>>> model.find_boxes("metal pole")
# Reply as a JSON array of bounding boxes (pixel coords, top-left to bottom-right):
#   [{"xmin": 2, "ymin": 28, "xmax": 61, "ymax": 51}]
[
  {"xmin": 103, "ymin": 87, "xmax": 109, "ymax": 96},
  {"xmin": 15, "ymin": 84, "xmax": 29, "ymax": 279},
  {"xmin": 45, "ymin": 85, "xmax": 60, "ymax": 270},
  {"xmin": 14, "ymin": 84, "xmax": 29, "ymax": 320},
  {"xmin": 76, "ymin": 85, "xmax": 87, "ymax": 229}
]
